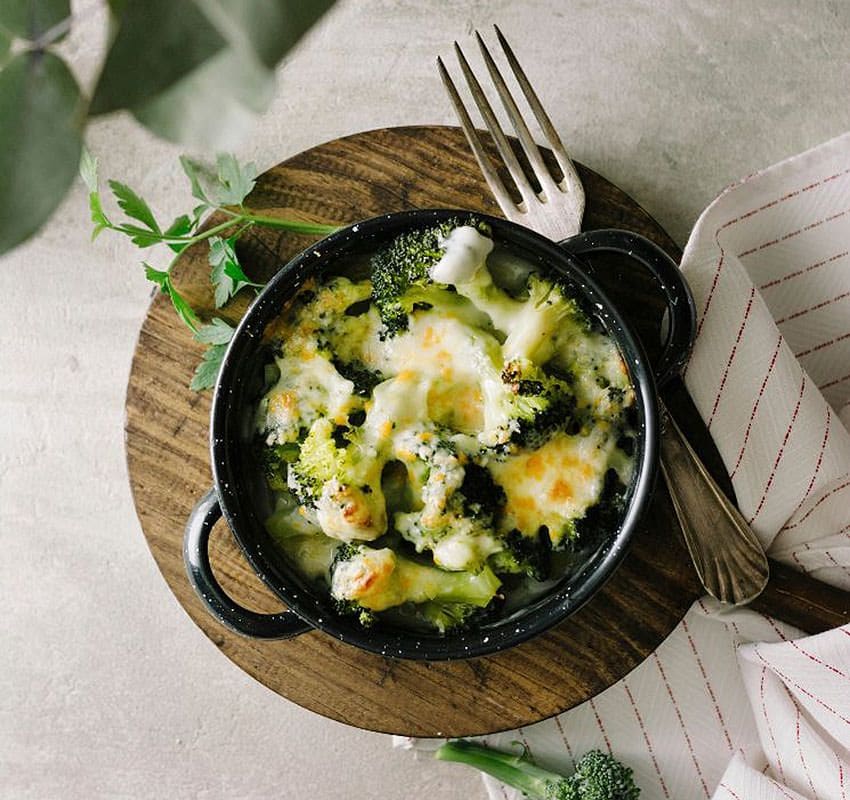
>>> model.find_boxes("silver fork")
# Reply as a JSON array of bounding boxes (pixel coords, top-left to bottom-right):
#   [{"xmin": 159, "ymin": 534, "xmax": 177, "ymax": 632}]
[
  {"xmin": 439, "ymin": 27, "xmax": 769, "ymax": 605},
  {"xmin": 438, "ymin": 26, "xmax": 584, "ymax": 241}
]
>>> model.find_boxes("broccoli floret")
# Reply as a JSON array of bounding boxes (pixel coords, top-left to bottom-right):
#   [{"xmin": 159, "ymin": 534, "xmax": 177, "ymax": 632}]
[
  {"xmin": 501, "ymin": 272, "xmax": 591, "ymax": 365},
  {"xmin": 417, "ymin": 601, "xmax": 483, "ymax": 634},
  {"xmin": 435, "ymin": 741, "xmax": 640, "ymax": 800},
  {"xmin": 573, "ymin": 470, "xmax": 628, "ymax": 544},
  {"xmin": 394, "ymin": 283, "xmax": 495, "ymax": 333},
  {"xmin": 392, "ymin": 433, "xmax": 507, "ymax": 572},
  {"xmin": 288, "ymin": 418, "xmax": 387, "ymax": 541},
  {"xmin": 488, "ymin": 528, "xmax": 552, "ymax": 581},
  {"xmin": 371, "ymin": 224, "xmax": 452, "ymax": 335},
  {"xmin": 330, "ymin": 544, "xmax": 501, "ymax": 621},
  {"xmin": 287, "ymin": 417, "xmax": 348, "ymax": 504},
  {"xmin": 331, "ymin": 358, "xmax": 384, "ymax": 397},
  {"xmin": 451, "ymin": 266, "xmax": 590, "ymax": 367},
  {"xmin": 395, "ymin": 508, "xmax": 504, "ymax": 573},
  {"xmin": 261, "ymin": 442, "xmax": 301, "ymax": 490},
  {"xmin": 458, "ymin": 462, "xmax": 506, "ymax": 516},
  {"xmin": 333, "ymin": 597, "xmax": 378, "ymax": 628},
  {"xmin": 567, "ymin": 750, "xmax": 641, "ymax": 800},
  {"xmin": 370, "ymin": 220, "xmax": 490, "ymax": 336},
  {"xmin": 499, "ymin": 358, "xmax": 577, "ymax": 449}
]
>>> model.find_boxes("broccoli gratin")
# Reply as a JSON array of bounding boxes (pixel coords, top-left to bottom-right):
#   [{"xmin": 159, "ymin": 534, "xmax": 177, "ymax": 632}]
[{"xmin": 255, "ymin": 221, "xmax": 636, "ymax": 633}]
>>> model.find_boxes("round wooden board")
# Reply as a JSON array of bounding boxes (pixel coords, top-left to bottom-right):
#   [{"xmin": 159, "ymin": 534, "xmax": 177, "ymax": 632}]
[{"xmin": 126, "ymin": 126, "xmax": 704, "ymax": 737}]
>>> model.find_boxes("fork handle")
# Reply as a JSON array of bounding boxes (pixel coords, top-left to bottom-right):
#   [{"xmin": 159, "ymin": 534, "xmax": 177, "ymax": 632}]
[
  {"xmin": 557, "ymin": 229, "xmax": 696, "ymax": 388},
  {"xmin": 558, "ymin": 229, "xmax": 770, "ymax": 604}
]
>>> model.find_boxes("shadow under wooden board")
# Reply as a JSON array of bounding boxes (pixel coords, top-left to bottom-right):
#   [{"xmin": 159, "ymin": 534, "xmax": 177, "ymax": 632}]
[{"xmin": 125, "ymin": 125, "xmax": 849, "ymax": 737}]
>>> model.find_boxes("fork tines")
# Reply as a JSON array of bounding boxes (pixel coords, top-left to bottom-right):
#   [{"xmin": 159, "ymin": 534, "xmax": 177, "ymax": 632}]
[{"xmin": 438, "ymin": 25, "xmax": 584, "ymax": 240}]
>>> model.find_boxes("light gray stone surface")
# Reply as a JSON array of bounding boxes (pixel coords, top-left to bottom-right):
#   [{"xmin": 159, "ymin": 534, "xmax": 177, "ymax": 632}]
[{"xmin": 1, "ymin": 1, "xmax": 848, "ymax": 798}]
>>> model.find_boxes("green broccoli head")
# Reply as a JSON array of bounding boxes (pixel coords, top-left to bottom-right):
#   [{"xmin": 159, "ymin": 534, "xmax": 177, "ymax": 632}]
[
  {"xmin": 287, "ymin": 419, "xmax": 387, "ymax": 541},
  {"xmin": 568, "ymin": 750, "xmax": 640, "ymax": 800},
  {"xmin": 502, "ymin": 272, "xmax": 591, "ymax": 365},
  {"xmin": 499, "ymin": 358, "xmax": 577, "ymax": 450},
  {"xmin": 435, "ymin": 741, "xmax": 640, "ymax": 800},
  {"xmin": 261, "ymin": 442, "xmax": 301, "ymax": 491},
  {"xmin": 417, "ymin": 601, "xmax": 484, "ymax": 634},
  {"xmin": 370, "ymin": 219, "xmax": 489, "ymax": 336},
  {"xmin": 392, "ymin": 432, "xmax": 509, "ymax": 572},
  {"xmin": 329, "ymin": 543, "xmax": 501, "ymax": 623},
  {"xmin": 287, "ymin": 417, "xmax": 350, "ymax": 504},
  {"xmin": 329, "ymin": 547, "xmax": 379, "ymax": 626},
  {"xmin": 331, "ymin": 358, "xmax": 384, "ymax": 397},
  {"xmin": 393, "ymin": 283, "xmax": 494, "ymax": 333},
  {"xmin": 488, "ymin": 527, "xmax": 552, "ymax": 581}
]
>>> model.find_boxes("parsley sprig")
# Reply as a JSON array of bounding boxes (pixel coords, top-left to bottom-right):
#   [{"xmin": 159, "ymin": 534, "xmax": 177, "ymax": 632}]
[{"xmin": 81, "ymin": 150, "xmax": 339, "ymax": 389}]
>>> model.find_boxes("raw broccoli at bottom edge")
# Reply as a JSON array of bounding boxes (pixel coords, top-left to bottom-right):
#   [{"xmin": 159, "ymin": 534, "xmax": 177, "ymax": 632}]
[{"xmin": 435, "ymin": 740, "xmax": 640, "ymax": 800}]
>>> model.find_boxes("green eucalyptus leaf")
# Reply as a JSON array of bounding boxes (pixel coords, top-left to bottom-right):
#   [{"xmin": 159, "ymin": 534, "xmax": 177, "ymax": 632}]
[
  {"xmin": 0, "ymin": 29, "xmax": 11, "ymax": 64},
  {"xmin": 131, "ymin": 0, "xmax": 334, "ymax": 148},
  {"xmin": 132, "ymin": 46, "xmax": 274, "ymax": 148},
  {"xmin": 0, "ymin": 50, "xmax": 82, "ymax": 255},
  {"xmin": 195, "ymin": 0, "xmax": 336, "ymax": 69},
  {"xmin": 0, "ymin": 0, "xmax": 70, "ymax": 42},
  {"xmin": 89, "ymin": 0, "xmax": 227, "ymax": 115},
  {"xmin": 108, "ymin": 180, "xmax": 160, "ymax": 232}
]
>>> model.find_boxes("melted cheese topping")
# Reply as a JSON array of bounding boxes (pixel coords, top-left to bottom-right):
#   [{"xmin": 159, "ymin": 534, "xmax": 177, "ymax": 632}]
[
  {"xmin": 258, "ymin": 227, "xmax": 636, "ymax": 592},
  {"xmin": 490, "ymin": 427, "xmax": 620, "ymax": 546},
  {"xmin": 260, "ymin": 353, "xmax": 356, "ymax": 444}
]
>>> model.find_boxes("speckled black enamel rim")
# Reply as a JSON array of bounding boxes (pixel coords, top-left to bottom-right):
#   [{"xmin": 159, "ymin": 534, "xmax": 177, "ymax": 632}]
[{"xmin": 184, "ymin": 209, "xmax": 696, "ymax": 661}]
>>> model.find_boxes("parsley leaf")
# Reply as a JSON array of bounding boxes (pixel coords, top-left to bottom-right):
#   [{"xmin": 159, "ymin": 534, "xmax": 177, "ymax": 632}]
[
  {"xmin": 168, "ymin": 283, "xmax": 200, "ymax": 331},
  {"xmin": 179, "ymin": 155, "xmax": 216, "ymax": 207},
  {"xmin": 143, "ymin": 262, "xmax": 199, "ymax": 330},
  {"xmin": 164, "ymin": 213, "xmax": 194, "ymax": 253},
  {"xmin": 108, "ymin": 180, "xmax": 160, "ymax": 233},
  {"xmin": 80, "ymin": 149, "xmax": 110, "ymax": 239},
  {"xmin": 194, "ymin": 317, "xmax": 235, "ymax": 345},
  {"xmin": 179, "ymin": 153, "xmax": 257, "ymax": 207},
  {"xmin": 143, "ymin": 263, "xmax": 169, "ymax": 287},
  {"xmin": 91, "ymin": 151, "xmax": 339, "ymax": 391},
  {"xmin": 209, "ymin": 234, "xmax": 255, "ymax": 307},
  {"xmin": 190, "ymin": 344, "xmax": 228, "ymax": 391},
  {"xmin": 79, "ymin": 148, "xmax": 98, "ymax": 193},
  {"xmin": 89, "ymin": 192, "xmax": 110, "ymax": 240},
  {"xmin": 121, "ymin": 224, "xmax": 162, "ymax": 248},
  {"xmin": 214, "ymin": 153, "xmax": 257, "ymax": 205}
]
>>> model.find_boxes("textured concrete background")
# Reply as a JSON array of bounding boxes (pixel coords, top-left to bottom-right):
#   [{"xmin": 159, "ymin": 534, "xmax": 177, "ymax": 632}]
[{"xmin": 2, "ymin": 1, "xmax": 849, "ymax": 797}]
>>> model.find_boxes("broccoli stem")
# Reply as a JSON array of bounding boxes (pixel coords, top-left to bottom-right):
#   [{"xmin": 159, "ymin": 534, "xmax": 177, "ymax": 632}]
[{"xmin": 435, "ymin": 740, "xmax": 560, "ymax": 799}]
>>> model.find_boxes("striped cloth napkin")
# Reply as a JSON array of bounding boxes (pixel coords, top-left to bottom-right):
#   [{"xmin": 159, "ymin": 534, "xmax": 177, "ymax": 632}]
[{"xmin": 400, "ymin": 132, "xmax": 850, "ymax": 800}]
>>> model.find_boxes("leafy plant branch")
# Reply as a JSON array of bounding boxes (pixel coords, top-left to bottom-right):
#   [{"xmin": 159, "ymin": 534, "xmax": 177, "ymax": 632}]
[{"xmin": 83, "ymin": 150, "xmax": 339, "ymax": 390}]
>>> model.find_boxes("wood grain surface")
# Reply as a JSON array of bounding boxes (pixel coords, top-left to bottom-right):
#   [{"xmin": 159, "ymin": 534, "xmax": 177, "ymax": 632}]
[{"xmin": 125, "ymin": 126, "xmax": 848, "ymax": 737}]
